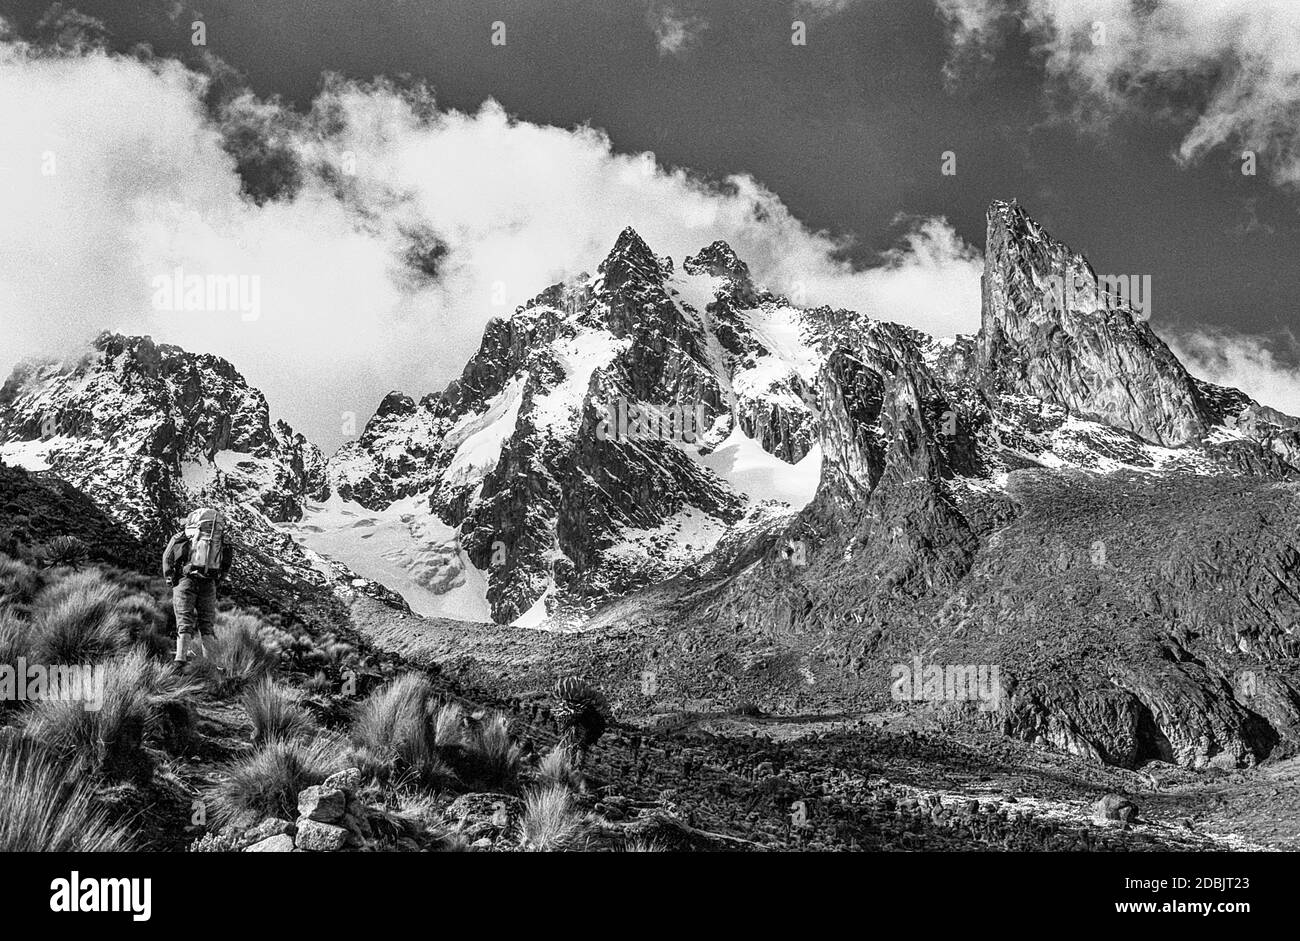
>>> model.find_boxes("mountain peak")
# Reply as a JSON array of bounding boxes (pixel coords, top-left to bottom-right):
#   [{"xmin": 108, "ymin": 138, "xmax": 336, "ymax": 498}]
[
  {"xmin": 978, "ymin": 199, "xmax": 1213, "ymax": 446},
  {"xmin": 684, "ymin": 240, "xmax": 751, "ymax": 283},
  {"xmin": 598, "ymin": 226, "xmax": 672, "ymax": 287}
]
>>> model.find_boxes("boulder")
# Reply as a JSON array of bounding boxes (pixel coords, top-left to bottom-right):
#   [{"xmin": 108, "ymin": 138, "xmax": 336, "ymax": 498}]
[
  {"xmin": 1094, "ymin": 794, "xmax": 1140, "ymax": 824},
  {"xmin": 323, "ymin": 768, "xmax": 363, "ymax": 794},
  {"xmin": 298, "ymin": 786, "xmax": 347, "ymax": 824},
  {"xmin": 241, "ymin": 817, "xmax": 295, "ymax": 847},
  {"xmin": 446, "ymin": 793, "xmax": 524, "ymax": 841},
  {"xmin": 295, "ymin": 818, "xmax": 350, "ymax": 852},
  {"xmin": 244, "ymin": 834, "xmax": 295, "ymax": 853}
]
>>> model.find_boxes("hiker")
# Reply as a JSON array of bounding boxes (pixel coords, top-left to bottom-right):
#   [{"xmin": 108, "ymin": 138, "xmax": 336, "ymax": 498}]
[
  {"xmin": 162, "ymin": 508, "xmax": 234, "ymax": 664},
  {"xmin": 552, "ymin": 674, "xmax": 611, "ymax": 767}
]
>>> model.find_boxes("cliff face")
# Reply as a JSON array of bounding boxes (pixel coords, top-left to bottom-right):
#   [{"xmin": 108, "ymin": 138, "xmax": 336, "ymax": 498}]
[{"xmin": 977, "ymin": 200, "xmax": 1216, "ymax": 448}]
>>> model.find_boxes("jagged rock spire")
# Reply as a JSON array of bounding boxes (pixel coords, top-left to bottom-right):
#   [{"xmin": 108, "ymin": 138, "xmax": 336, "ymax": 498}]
[{"xmin": 978, "ymin": 200, "xmax": 1213, "ymax": 447}]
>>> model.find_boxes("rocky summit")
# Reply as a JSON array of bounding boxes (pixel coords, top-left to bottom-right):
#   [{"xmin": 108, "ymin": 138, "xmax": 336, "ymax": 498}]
[{"xmin": 4, "ymin": 200, "xmax": 1300, "ymax": 856}]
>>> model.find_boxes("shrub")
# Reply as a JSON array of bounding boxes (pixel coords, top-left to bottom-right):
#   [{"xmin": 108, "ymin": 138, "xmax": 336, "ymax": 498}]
[
  {"xmin": 22, "ymin": 647, "xmax": 202, "ymax": 780},
  {"xmin": 29, "ymin": 570, "xmax": 130, "ymax": 664},
  {"xmin": 205, "ymin": 734, "xmax": 344, "ymax": 829},
  {"xmin": 519, "ymin": 785, "xmax": 589, "ymax": 851},
  {"xmin": 243, "ymin": 678, "xmax": 318, "ymax": 747},
  {"xmin": 0, "ymin": 736, "xmax": 134, "ymax": 851},
  {"xmin": 34, "ymin": 535, "xmax": 88, "ymax": 570}
]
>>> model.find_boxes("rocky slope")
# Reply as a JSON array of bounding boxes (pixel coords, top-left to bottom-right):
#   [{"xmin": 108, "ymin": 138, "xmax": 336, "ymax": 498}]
[{"xmin": 0, "ymin": 332, "xmax": 395, "ymax": 603}]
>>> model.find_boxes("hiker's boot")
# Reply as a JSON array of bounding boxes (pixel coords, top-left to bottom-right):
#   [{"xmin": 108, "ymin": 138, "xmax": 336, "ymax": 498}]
[{"xmin": 173, "ymin": 632, "xmax": 190, "ymax": 664}]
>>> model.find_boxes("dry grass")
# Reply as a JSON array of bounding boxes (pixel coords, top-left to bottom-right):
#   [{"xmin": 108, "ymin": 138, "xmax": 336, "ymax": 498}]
[
  {"xmin": 243, "ymin": 678, "xmax": 318, "ymax": 747},
  {"xmin": 206, "ymin": 734, "xmax": 344, "ymax": 829},
  {"xmin": 0, "ymin": 736, "xmax": 134, "ymax": 851},
  {"xmin": 432, "ymin": 700, "xmax": 467, "ymax": 749},
  {"xmin": 29, "ymin": 570, "xmax": 130, "ymax": 664},
  {"xmin": 22, "ymin": 647, "xmax": 201, "ymax": 780},
  {"xmin": 535, "ymin": 746, "xmax": 582, "ymax": 791},
  {"xmin": 193, "ymin": 612, "xmax": 279, "ymax": 696},
  {"xmin": 464, "ymin": 712, "xmax": 523, "ymax": 790},
  {"xmin": 519, "ymin": 785, "xmax": 590, "ymax": 851},
  {"xmin": 0, "ymin": 555, "xmax": 42, "ymax": 609},
  {"xmin": 351, "ymin": 673, "xmax": 448, "ymax": 786}
]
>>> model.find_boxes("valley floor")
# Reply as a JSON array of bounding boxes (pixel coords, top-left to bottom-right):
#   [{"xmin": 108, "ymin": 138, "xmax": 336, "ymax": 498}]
[{"xmin": 345, "ymin": 596, "xmax": 1297, "ymax": 851}]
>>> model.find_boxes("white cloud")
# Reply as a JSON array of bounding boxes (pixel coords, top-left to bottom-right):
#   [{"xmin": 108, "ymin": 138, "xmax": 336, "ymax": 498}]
[
  {"xmin": 935, "ymin": 0, "xmax": 1300, "ymax": 188},
  {"xmin": 648, "ymin": 4, "xmax": 707, "ymax": 56},
  {"xmin": 0, "ymin": 36, "xmax": 981, "ymax": 451},
  {"xmin": 1171, "ymin": 330, "xmax": 1300, "ymax": 417}
]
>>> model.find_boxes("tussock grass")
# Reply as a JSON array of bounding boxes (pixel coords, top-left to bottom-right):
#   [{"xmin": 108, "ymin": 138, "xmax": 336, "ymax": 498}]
[
  {"xmin": 0, "ymin": 555, "xmax": 42, "ymax": 609},
  {"xmin": 114, "ymin": 591, "xmax": 173, "ymax": 659},
  {"xmin": 243, "ymin": 678, "xmax": 318, "ymax": 747},
  {"xmin": 30, "ymin": 570, "xmax": 130, "ymax": 664},
  {"xmin": 464, "ymin": 712, "xmax": 523, "ymax": 790},
  {"xmin": 0, "ymin": 736, "xmax": 134, "ymax": 851},
  {"xmin": 350, "ymin": 673, "xmax": 449, "ymax": 787},
  {"xmin": 432, "ymin": 700, "xmax": 467, "ymax": 749},
  {"xmin": 536, "ymin": 746, "xmax": 582, "ymax": 791},
  {"xmin": 519, "ymin": 785, "xmax": 590, "ymax": 851},
  {"xmin": 206, "ymin": 734, "xmax": 344, "ymax": 829},
  {"xmin": 304, "ymin": 670, "xmax": 333, "ymax": 695},
  {"xmin": 194, "ymin": 612, "xmax": 279, "ymax": 696},
  {"xmin": 621, "ymin": 837, "xmax": 667, "ymax": 852},
  {"xmin": 0, "ymin": 608, "xmax": 31, "ymax": 673},
  {"xmin": 22, "ymin": 647, "xmax": 201, "ymax": 780}
]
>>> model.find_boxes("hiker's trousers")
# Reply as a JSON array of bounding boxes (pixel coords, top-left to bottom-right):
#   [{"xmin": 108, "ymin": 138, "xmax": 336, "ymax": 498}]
[{"xmin": 173, "ymin": 575, "xmax": 217, "ymax": 637}]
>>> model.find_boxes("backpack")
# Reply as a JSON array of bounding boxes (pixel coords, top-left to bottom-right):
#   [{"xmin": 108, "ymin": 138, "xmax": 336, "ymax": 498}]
[{"xmin": 183, "ymin": 508, "xmax": 226, "ymax": 577}]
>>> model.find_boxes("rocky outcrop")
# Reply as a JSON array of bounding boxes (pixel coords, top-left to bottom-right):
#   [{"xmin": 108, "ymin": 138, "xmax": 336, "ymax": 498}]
[
  {"xmin": 978, "ymin": 200, "xmax": 1215, "ymax": 447},
  {"xmin": 241, "ymin": 768, "xmax": 425, "ymax": 853}
]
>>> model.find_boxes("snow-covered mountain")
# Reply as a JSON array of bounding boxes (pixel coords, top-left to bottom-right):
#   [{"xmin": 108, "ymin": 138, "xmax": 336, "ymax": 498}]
[
  {"xmin": 325, "ymin": 227, "xmax": 833, "ymax": 625},
  {"xmin": 4, "ymin": 200, "xmax": 1298, "ymax": 632},
  {"xmin": 325, "ymin": 201, "xmax": 1300, "ymax": 627},
  {"xmin": 0, "ymin": 333, "xmax": 397, "ymax": 603}
]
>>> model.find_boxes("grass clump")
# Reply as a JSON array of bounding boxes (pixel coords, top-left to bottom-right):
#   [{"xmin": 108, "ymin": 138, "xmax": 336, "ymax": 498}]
[
  {"xmin": 206, "ymin": 734, "xmax": 344, "ymax": 829},
  {"xmin": 243, "ymin": 678, "xmax": 318, "ymax": 747},
  {"xmin": 463, "ymin": 712, "xmax": 523, "ymax": 791},
  {"xmin": 350, "ymin": 673, "xmax": 449, "ymax": 787},
  {"xmin": 0, "ymin": 736, "xmax": 134, "ymax": 851},
  {"xmin": 519, "ymin": 785, "xmax": 590, "ymax": 852},
  {"xmin": 535, "ymin": 746, "xmax": 582, "ymax": 791},
  {"xmin": 29, "ymin": 570, "xmax": 130, "ymax": 664},
  {"xmin": 0, "ymin": 555, "xmax": 43, "ymax": 610},
  {"xmin": 22, "ymin": 647, "xmax": 201, "ymax": 780},
  {"xmin": 193, "ymin": 612, "xmax": 279, "ymax": 696}
]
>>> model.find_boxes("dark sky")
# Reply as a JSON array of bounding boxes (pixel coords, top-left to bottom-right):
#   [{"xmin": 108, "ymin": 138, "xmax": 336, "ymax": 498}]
[{"xmin": 4, "ymin": 0, "xmax": 1297, "ymax": 347}]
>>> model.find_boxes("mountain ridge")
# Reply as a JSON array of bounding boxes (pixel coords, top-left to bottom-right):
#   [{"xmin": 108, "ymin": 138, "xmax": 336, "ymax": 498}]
[{"xmin": 5, "ymin": 200, "xmax": 1300, "ymax": 770}]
